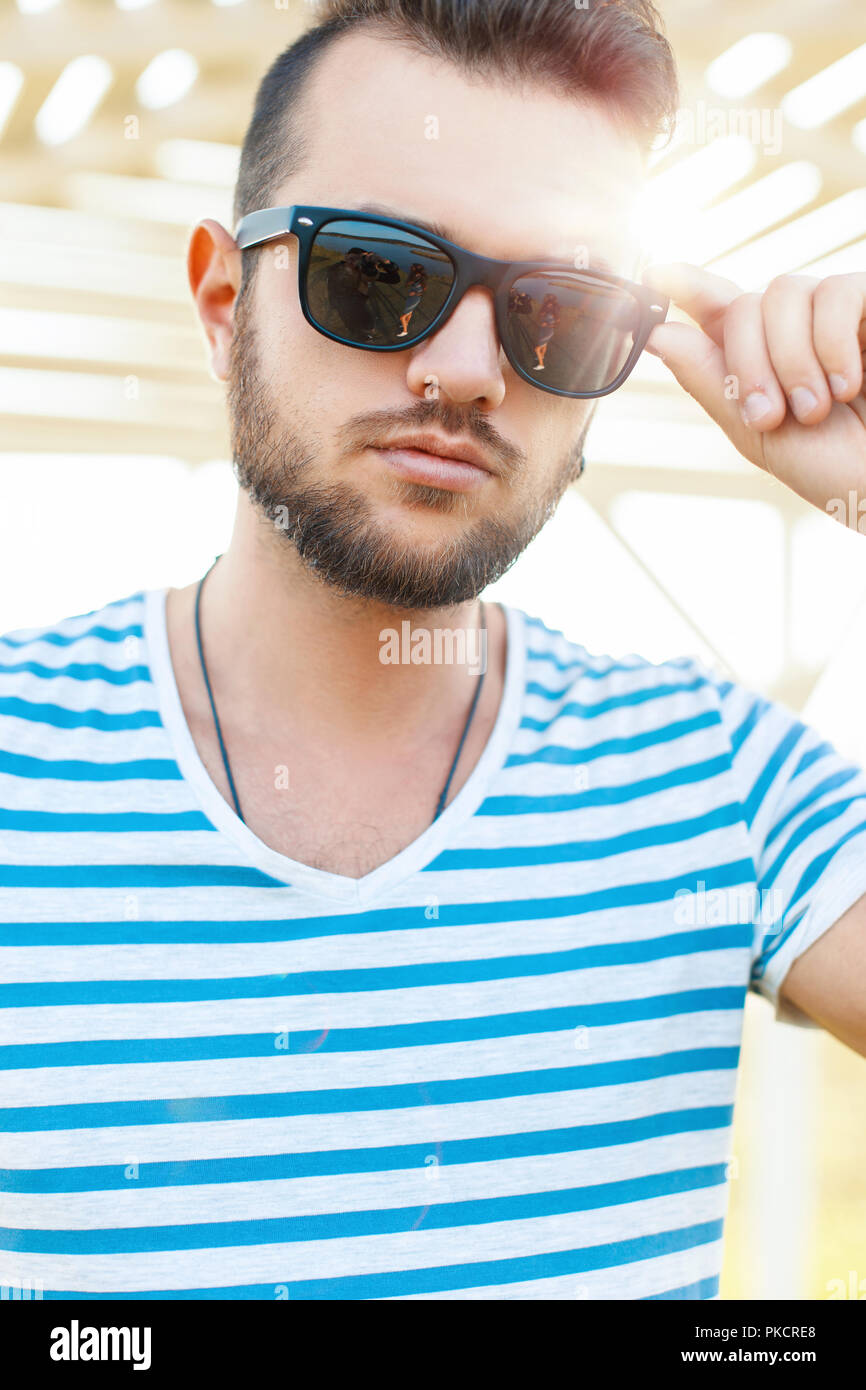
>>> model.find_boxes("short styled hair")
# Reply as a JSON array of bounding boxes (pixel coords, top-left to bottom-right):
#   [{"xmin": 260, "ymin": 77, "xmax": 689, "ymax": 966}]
[{"xmin": 232, "ymin": 0, "xmax": 679, "ymax": 289}]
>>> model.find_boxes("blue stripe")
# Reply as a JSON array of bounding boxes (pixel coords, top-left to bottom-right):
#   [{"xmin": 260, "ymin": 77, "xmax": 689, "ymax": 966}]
[
  {"xmin": 786, "ymin": 819, "xmax": 866, "ymax": 907},
  {"xmin": 645, "ymin": 1274, "xmax": 719, "ymax": 1299},
  {"xmin": 0, "ymin": 862, "xmax": 286, "ymax": 890},
  {"xmin": 505, "ymin": 712, "xmax": 721, "ymax": 766},
  {"xmin": 756, "ymin": 821, "xmax": 866, "ymax": 965},
  {"xmin": 764, "ymin": 769, "xmax": 860, "ymax": 850},
  {"xmin": 0, "ymin": 622, "xmax": 143, "ymax": 650},
  {"xmin": 0, "ymin": 808, "xmax": 214, "ymax": 832},
  {"xmin": 0, "ymin": 660, "xmax": 150, "ymax": 685},
  {"xmin": 0, "ymin": 592, "xmax": 143, "ymax": 650},
  {"xmin": 793, "ymin": 741, "xmax": 834, "ymax": 778},
  {"xmin": 0, "ymin": 877, "xmax": 757, "ymax": 944},
  {"xmin": 0, "ymin": 989, "xmax": 745, "ymax": 1069},
  {"xmin": 479, "ymin": 757, "xmax": 734, "ymax": 813},
  {"xmin": 750, "ymin": 905, "xmax": 807, "ymax": 982},
  {"xmin": 0, "ymin": 749, "xmax": 182, "ymax": 781},
  {"xmin": 524, "ymin": 648, "xmax": 696, "ymax": 680},
  {"xmin": 0, "ymin": 1105, "xmax": 734, "ymax": 1192},
  {"xmin": 0, "ymin": 1047, "xmax": 741, "ymax": 1130},
  {"xmin": 743, "ymin": 723, "xmax": 806, "ymax": 828},
  {"xmin": 0, "ymin": 695, "xmax": 161, "ymax": 731},
  {"xmin": 525, "ymin": 649, "xmax": 585, "ymax": 674},
  {"xmin": 0, "ymin": 923, "xmax": 753, "ymax": 1006},
  {"xmin": 761, "ymin": 797, "xmax": 861, "ymax": 890},
  {"xmin": 523, "ymin": 614, "xmax": 561, "ymax": 634},
  {"xmin": 728, "ymin": 695, "xmax": 768, "ymax": 759},
  {"xmin": 429, "ymin": 807, "xmax": 741, "ymax": 870},
  {"xmin": 35, "ymin": 1219, "xmax": 726, "ymax": 1299},
  {"xmin": 0, "ymin": 1164, "xmax": 728, "ymax": 1254},
  {"xmin": 522, "ymin": 676, "xmax": 706, "ymax": 718}
]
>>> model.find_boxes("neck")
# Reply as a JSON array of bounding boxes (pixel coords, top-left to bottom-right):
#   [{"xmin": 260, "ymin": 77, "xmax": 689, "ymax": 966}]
[{"xmin": 184, "ymin": 496, "xmax": 502, "ymax": 747}]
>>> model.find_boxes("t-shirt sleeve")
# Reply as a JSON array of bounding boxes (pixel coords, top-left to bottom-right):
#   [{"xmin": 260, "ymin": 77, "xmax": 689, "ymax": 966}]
[{"xmin": 697, "ymin": 661, "xmax": 866, "ymax": 1026}]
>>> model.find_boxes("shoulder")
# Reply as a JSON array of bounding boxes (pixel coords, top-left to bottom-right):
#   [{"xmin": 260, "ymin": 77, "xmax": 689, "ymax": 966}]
[
  {"xmin": 0, "ymin": 589, "xmax": 148, "ymax": 670},
  {"xmin": 514, "ymin": 605, "xmax": 729, "ymax": 720},
  {"xmin": 511, "ymin": 607, "xmax": 846, "ymax": 809},
  {"xmin": 0, "ymin": 589, "xmax": 152, "ymax": 750}
]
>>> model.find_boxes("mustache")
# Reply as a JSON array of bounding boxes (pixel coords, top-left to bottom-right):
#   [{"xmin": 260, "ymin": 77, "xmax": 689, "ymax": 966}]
[{"xmin": 334, "ymin": 399, "xmax": 525, "ymax": 485}]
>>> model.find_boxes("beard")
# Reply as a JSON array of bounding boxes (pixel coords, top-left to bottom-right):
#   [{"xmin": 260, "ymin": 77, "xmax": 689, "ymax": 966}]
[{"xmin": 227, "ymin": 286, "xmax": 589, "ymax": 611}]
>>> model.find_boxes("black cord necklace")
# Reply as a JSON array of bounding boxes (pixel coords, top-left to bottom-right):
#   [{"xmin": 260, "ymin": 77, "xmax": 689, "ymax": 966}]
[{"xmin": 193, "ymin": 554, "xmax": 488, "ymax": 827}]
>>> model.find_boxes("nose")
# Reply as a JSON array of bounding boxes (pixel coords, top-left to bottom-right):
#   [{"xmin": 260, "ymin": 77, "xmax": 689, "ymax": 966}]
[{"xmin": 405, "ymin": 285, "xmax": 507, "ymax": 411}]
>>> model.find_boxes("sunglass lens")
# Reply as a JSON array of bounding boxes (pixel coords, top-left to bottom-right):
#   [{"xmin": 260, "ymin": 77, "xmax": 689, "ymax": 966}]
[
  {"xmin": 306, "ymin": 219, "xmax": 455, "ymax": 346},
  {"xmin": 505, "ymin": 272, "xmax": 641, "ymax": 393}
]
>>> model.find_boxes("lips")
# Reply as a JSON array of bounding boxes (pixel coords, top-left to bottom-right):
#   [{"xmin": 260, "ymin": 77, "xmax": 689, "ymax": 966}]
[
  {"xmin": 374, "ymin": 433, "xmax": 494, "ymax": 474},
  {"xmin": 372, "ymin": 442, "xmax": 491, "ymax": 492},
  {"xmin": 368, "ymin": 432, "xmax": 495, "ymax": 493}
]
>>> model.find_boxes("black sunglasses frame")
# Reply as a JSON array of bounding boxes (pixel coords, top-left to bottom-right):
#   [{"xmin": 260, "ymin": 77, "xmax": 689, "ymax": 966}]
[{"xmin": 233, "ymin": 204, "xmax": 669, "ymax": 400}]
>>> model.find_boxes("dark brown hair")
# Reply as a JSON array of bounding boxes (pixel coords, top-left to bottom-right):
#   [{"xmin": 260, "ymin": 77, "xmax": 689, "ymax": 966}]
[{"xmin": 232, "ymin": 0, "xmax": 679, "ymax": 291}]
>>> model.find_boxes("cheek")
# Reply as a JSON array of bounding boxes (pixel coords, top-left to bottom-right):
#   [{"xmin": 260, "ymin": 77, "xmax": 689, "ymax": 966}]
[
  {"xmin": 262, "ymin": 273, "xmax": 311, "ymax": 363},
  {"xmin": 508, "ymin": 394, "xmax": 591, "ymax": 470},
  {"xmin": 264, "ymin": 324, "xmax": 412, "ymax": 430},
  {"xmin": 256, "ymin": 268, "xmax": 403, "ymax": 398}
]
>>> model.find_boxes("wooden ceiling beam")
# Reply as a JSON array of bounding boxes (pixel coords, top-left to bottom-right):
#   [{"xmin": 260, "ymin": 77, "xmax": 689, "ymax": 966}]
[{"xmin": 0, "ymin": 2, "xmax": 307, "ymax": 71}]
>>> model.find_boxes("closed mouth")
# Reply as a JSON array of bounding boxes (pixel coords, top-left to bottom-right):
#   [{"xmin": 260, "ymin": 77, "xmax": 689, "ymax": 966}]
[{"xmin": 372, "ymin": 433, "xmax": 494, "ymax": 474}]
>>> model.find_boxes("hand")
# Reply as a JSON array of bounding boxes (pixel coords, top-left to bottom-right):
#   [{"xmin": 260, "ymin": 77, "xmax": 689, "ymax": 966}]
[{"xmin": 642, "ymin": 264, "xmax": 866, "ymax": 521}]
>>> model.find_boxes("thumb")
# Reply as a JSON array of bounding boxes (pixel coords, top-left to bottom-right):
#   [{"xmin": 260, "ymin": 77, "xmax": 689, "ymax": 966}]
[{"xmin": 645, "ymin": 320, "xmax": 740, "ymax": 433}]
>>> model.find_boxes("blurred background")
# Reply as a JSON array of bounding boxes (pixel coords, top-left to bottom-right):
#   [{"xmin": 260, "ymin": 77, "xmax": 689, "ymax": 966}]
[{"xmin": 0, "ymin": 0, "xmax": 864, "ymax": 1299}]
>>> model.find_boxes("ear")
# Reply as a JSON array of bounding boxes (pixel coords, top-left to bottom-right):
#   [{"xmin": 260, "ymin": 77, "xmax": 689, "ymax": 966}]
[{"xmin": 187, "ymin": 218, "xmax": 243, "ymax": 382}]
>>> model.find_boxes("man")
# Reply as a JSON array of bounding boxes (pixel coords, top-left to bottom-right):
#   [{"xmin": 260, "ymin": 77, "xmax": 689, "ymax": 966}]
[
  {"xmin": 326, "ymin": 246, "xmax": 401, "ymax": 340},
  {"xmin": 1, "ymin": 0, "xmax": 865, "ymax": 1302}
]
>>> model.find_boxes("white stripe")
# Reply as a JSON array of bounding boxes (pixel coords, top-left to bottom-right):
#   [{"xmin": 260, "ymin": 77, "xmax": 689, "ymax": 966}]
[
  {"xmin": 7, "ymin": 1128, "xmax": 730, "ymax": 1229},
  {"xmin": 2, "ymin": 953, "xmax": 750, "ymax": 1043},
  {"xmin": 0, "ymin": 1069, "xmax": 738, "ymax": 1168},
  {"xmin": 1, "ymin": 1009, "xmax": 743, "ymax": 1106},
  {"xmin": 0, "ymin": 1185, "xmax": 728, "ymax": 1292}
]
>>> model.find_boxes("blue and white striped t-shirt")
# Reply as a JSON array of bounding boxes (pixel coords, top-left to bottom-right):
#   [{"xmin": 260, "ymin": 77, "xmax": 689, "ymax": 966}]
[{"xmin": 3, "ymin": 586, "xmax": 866, "ymax": 1302}]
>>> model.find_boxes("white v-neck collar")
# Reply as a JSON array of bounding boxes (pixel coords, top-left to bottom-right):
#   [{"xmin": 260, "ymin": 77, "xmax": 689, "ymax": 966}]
[{"xmin": 143, "ymin": 587, "xmax": 526, "ymax": 908}]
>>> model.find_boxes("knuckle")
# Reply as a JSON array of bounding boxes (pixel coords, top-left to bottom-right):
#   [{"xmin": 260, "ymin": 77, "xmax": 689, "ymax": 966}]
[
  {"xmin": 764, "ymin": 274, "xmax": 795, "ymax": 298},
  {"xmin": 813, "ymin": 274, "xmax": 848, "ymax": 303},
  {"xmin": 764, "ymin": 272, "xmax": 819, "ymax": 300}
]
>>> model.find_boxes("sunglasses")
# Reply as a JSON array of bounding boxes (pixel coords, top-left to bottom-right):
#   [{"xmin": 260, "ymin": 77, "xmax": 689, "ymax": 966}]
[{"xmin": 233, "ymin": 205, "xmax": 669, "ymax": 399}]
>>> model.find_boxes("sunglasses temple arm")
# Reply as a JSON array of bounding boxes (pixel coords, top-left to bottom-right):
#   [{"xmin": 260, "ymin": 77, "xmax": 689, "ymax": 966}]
[{"xmin": 234, "ymin": 206, "xmax": 298, "ymax": 251}]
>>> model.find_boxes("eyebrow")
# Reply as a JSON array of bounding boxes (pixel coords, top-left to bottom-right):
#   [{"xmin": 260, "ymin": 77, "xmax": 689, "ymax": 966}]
[{"xmin": 356, "ymin": 201, "xmax": 617, "ymax": 275}]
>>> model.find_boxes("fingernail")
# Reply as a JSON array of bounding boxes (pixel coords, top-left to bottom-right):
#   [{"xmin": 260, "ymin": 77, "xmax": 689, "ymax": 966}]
[
  {"xmin": 829, "ymin": 373, "xmax": 848, "ymax": 398},
  {"xmin": 790, "ymin": 386, "xmax": 818, "ymax": 420},
  {"xmin": 741, "ymin": 391, "xmax": 773, "ymax": 425}
]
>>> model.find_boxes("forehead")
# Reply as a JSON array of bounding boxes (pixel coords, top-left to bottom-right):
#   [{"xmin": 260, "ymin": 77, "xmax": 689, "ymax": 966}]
[{"xmin": 277, "ymin": 29, "xmax": 645, "ymax": 273}]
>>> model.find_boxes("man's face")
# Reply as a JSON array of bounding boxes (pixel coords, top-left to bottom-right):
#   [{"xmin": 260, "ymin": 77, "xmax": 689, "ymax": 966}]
[{"xmin": 227, "ymin": 29, "xmax": 644, "ymax": 610}]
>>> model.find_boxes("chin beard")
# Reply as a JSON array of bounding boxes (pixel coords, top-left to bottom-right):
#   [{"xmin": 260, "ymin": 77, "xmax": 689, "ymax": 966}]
[{"xmin": 227, "ymin": 293, "xmax": 587, "ymax": 610}]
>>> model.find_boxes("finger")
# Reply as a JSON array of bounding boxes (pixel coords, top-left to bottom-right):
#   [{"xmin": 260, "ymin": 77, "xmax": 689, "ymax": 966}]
[
  {"xmin": 812, "ymin": 274, "xmax": 866, "ymax": 402},
  {"xmin": 761, "ymin": 274, "xmax": 833, "ymax": 424},
  {"xmin": 642, "ymin": 262, "xmax": 743, "ymax": 348},
  {"xmin": 645, "ymin": 320, "xmax": 741, "ymax": 434},
  {"xmin": 721, "ymin": 293, "xmax": 787, "ymax": 430}
]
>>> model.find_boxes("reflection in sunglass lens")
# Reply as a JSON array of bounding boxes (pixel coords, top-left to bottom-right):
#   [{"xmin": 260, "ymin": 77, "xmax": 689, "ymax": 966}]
[
  {"xmin": 306, "ymin": 219, "xmax": 455, "ymax": 346},
  {"xmin": 505, "ymin": 271, "xmax": 641, "ymax": 393}
]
